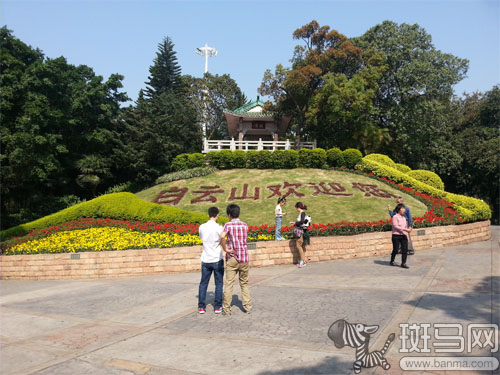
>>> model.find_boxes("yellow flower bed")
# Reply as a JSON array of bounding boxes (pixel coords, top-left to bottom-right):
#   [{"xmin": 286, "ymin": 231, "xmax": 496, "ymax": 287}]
[{"xmin": 5, "ymin": 227, "xmax": 274, "ymax": 255}]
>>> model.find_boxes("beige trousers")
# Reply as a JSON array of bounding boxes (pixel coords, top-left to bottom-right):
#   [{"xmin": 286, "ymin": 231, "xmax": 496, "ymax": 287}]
[{"xmin": 223, "ymin": 257, "xmax": 252, "ymax": 314}]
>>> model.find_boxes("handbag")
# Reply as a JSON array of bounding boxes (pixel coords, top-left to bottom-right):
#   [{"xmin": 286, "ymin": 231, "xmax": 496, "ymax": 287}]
[{"xmin": 293, "ymin": 227, "xmax": 303, "ymax": 238}]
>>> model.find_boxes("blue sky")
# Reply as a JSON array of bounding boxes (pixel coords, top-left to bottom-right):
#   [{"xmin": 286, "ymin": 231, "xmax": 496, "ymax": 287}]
[{"xmin": 2, "ymin": 0, "xmax": 499, "ymax": 104}]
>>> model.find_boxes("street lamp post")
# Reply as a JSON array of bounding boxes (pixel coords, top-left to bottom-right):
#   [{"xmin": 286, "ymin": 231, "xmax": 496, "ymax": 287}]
[
  {"xmin": 196, "ymin": 44, "xmax": 218, "ymax": 74},
  {"xmin": 196, "ymin": 44, "xmax": 218, "ymax": 140}
]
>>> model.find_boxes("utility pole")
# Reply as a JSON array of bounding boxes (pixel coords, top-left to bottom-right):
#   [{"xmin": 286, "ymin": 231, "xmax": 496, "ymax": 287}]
[{"xmin": 196, "ymin": 44, "xmax": 218, "ymax": 139}]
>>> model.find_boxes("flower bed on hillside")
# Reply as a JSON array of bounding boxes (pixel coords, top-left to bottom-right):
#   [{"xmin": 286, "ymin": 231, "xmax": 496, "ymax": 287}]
[
  {"xmin": 1, "ymin": 168, "xmax": 467, "ymax": 255},
  {"xmin": 1, "ymin": 221, "xmax": 275, "ymax": 255}
]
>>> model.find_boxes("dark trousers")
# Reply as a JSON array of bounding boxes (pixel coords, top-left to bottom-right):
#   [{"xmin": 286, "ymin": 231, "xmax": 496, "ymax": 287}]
[
  {"xmin": 198, "ymin": 260, "xmax": 224, "ymax": 309},
  {"xmin": 391, "ymin": 235, "xmax": 408, "ymax": 265}
]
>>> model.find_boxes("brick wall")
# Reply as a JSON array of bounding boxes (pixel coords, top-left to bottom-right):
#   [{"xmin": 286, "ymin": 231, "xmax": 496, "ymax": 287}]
[{"xmin": 0, "ymin": 221, "xmax": 491, "ymax": 280}]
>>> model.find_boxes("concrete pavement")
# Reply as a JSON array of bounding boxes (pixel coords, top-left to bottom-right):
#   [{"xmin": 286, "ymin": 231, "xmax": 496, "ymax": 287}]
[{"xmin": 1, "ymin": 227, "xmax": 498, "ymax": 375}]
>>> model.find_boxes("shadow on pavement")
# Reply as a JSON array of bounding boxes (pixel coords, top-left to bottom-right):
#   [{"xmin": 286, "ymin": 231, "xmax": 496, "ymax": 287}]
[
  {"xmin": 373, "ymin": 260, "xmax": 392, "ymax": 266},
  {"xmin": 257, "ymin": 355, "xmax": 357, "ymax": 375},
  {"xmin": 405, "ymin": 276, "xmax": 500, "ymax": 324}
]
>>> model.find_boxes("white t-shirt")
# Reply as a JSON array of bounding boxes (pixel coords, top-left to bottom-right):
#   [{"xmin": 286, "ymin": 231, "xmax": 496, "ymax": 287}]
[
  {"xmin": 275, "ymin": 204, "xmax": 283, "ymax": 217},
  {"xmin": 199, "ymin": 220, "xmax": 223, "ymax": 263}
]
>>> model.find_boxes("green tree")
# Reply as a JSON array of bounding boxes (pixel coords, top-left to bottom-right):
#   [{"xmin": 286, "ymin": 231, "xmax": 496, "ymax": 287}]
[
  {"xmin": 183, "ymin": 73, "xmax": 247, "ymax": 139},
  {"xmin": 353, "ymin": 21, "xmax": 468, "ymax": 173},
  {"xmin": 75, "ymin": 155, "xmax": 111, "ymax": 197},
  {"xmin": 111, "ymin": 37, "xmax": 202, "ymax": 187},
  {"xmin": 447, "ymin": 86, "xmax": 500, "ymax": 223},
  {"xmin": 259, "ymin": 20, "xmax": 385, "ymax": 149},
  {"xmin": 306, "ymin": 60, "xmax": 389, "ymax": 153},
  {"xmin": 0, "ymin": 28, "xmax": 128, "ymax": 229},
  {"xmin": 144, "ymin": 37, "xmax": 182, "ymax": 98}
]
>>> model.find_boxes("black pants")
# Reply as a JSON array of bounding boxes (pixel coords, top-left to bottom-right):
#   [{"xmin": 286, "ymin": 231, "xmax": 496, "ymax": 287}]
[{"xmin": 391, "ymin": 235, "xmax": 408, "ymax": 265}]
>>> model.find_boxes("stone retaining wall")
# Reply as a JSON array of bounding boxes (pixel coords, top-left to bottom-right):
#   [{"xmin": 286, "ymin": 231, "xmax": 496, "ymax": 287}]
[{"xmin": 0, "ymin": 221, "xmax": 491, "ymax": 280}]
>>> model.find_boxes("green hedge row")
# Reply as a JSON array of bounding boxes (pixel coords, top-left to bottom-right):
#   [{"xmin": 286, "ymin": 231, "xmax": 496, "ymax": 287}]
[
  {"xmin": 156, "ymin": 166, "xmax": 217, "ymax": 185},
  {"xmin": 356, "ymin": 159, "xmax": 491, "ymax": 222},
  {"xmin": 0, "ymin": 193, "xmax": 226, "ymax": 240},
  {"xmin": 172, "ymin": 148, "xmax": 363, "ymax": 171}
]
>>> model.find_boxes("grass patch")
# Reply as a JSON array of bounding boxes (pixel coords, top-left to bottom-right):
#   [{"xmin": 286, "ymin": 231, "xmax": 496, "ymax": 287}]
[{"xmin": 137, "ymin": 169, "xmax": 427, "ymax": 226}]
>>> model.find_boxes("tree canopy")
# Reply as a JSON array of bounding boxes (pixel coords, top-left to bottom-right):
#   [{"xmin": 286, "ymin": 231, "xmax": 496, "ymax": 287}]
[
  {"xmin": 183, "ymin": 73, "xmax": 247, "ymax": 139},
  {"xmin": 0, "ymin": 27, "xmax": 128, "ymax": 228},
  {"xmin": 259, "ymin": 21, "xmax": 388, "ymax": 151}
]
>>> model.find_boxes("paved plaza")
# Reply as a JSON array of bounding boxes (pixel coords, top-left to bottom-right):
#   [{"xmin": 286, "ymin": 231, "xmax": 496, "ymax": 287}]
[{"xmin": 1, "ymin": 227, "xmax": 499, "ymax": 375}]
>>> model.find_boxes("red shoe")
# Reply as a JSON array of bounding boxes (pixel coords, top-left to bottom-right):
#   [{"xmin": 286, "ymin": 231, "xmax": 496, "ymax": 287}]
[
  {"xmin": 199, "ymin": 308, "xmax": 206, "ymax": 314},
  {"xmin": 214, "ymin": 308, "xmax": 222, "ymax": 314}
]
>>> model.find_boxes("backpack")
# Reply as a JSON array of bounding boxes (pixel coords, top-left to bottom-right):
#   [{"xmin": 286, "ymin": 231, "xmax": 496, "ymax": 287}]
[{"xmin": 302, "ymin": 214, "xmax": 312, "ymax": 230}]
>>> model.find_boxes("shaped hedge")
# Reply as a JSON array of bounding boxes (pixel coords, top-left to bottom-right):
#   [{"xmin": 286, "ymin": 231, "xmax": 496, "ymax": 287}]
[
  {"xmin": 364, "ymin": 153, "xmax": 397, "ymax": 168},
  {"xmin": 1, "ymin": 193, "xmax": 223, "ymax": 240},
  {"xmin": 356, "ymin": 158, "xmax": 491, "ymax": 222},
  {"xmin": 408, "ymin": 170, "xmax": 445, "ymax": 190},
  {"xmin": 395, "ymin": 163, "xmax": 412, "ymax": 173}
]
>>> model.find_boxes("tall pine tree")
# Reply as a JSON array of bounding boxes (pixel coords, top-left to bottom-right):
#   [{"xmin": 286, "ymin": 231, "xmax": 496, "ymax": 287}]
[
  {"xmin": 144, "ymin": 37, "xmax": 182, "ymax": 98},
  {"xmin": 112, "ymin": 37, "xmax": 202, "ymax": 187}
]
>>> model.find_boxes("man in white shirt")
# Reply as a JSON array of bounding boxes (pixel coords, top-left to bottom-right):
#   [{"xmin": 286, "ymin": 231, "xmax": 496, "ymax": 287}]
[{"xmin": 198, "ymin": 207, "xmax": 224, "ymax": 314}]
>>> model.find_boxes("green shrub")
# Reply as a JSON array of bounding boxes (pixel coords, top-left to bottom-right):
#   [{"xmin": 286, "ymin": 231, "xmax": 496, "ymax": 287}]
[
  {"xmin": 444, "ymin": 192, "xmax": 491, "ymax": 222},
  {"xmin": 205, "ymin": 151, "xmax": 222, "ymax": 168},
  {"xmin": 342, "ymin": 148, "xmax": 363, "ymax": 169},
  {"xmin": 364, "ymin": 153, "xmax": 397, "ymax": 168},
  {"xmin": 1, "ymin": 193, "xmax": 226, "ymax": 240},
  {"xmin": 395, "ymin": 163, "xmax": 411, "ymax": 173},
  {"xmin": 217, "ymin": 150, "xmax": 234, "ymax": 169},
  {"xmin": 358, "ymin": 159, "xmax": 445, "ymax": 197},
  {"xmin": 357, "ymin": 159, "xmax": 491, "ymax": 221},
  {"xmin": 298, "ymin": 149, "xmax": 313, "ymax": 168},
  {"xmin": 105, "ymin": 183, "xmax": 133, "ymax": 194},
  {"xmin": 256, "ymin": 150, "xmax": 273, "ymax": 169},
  {"xmin": 407, "ymin": 170, "xmax": 445, "ymax": 190},
  {"xmin": 187, "ymin": 153, "xmax": 205, "ymax": 169},
  {"xmin": 246, "ymin": 151, "xmax": 260, "ymax": 168},
  {"xmin": 171, "ymin": 153, "xmax": 190, "ymax": 171},
  {"xmin": 283, "ymin": 149, "xmax": 299, "ymax": 169},
  {"xmin": 155, "ymin": 166, "xmax": 217, "ymax": 185},
  {"xmin": 327, "ymin": 147, "xmax": 344, "ymax": 167},
  {"xmin": 271, "ymin": 150, "xmax": 286, "ymax": 169},
  {"xmin": 232, "ymin": 150, "xmax": 247, "ymax": 168},
  {"xmin": 298, "ymin": 148, "xmax": 327, "ymax": 168}
]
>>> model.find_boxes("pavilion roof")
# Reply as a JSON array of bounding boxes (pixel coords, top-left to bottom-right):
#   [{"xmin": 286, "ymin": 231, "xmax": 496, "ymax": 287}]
[
  {"xmin": 230, "ymin": 99, "xmax": 267, "ymax": 114},
  {"xmin": 223, "ymin": 110, "xmax": 274, "ymax": 119}
]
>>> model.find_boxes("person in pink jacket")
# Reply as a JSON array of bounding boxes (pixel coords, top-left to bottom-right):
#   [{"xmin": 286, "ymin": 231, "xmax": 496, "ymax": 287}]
[{"xmin": 390, "ymin": 204, "xmax": 413, "ymax": 269}]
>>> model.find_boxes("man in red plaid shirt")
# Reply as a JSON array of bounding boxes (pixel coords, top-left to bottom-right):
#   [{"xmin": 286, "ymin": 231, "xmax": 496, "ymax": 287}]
[{"xmin": 221, "ymin": 204, "xmax": 252, "ymax": 315}]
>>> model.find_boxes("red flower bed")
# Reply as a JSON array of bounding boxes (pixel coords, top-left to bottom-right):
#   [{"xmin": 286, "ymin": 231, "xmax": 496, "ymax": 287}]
[{"xmin": 1, "ymin": 168, "xmax": 464, "ymax": 252}]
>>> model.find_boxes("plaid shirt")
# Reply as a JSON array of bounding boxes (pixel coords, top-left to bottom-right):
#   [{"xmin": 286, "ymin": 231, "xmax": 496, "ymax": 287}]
[{"xmin": 223, "ymin": 219, "xmax": 249, "ymax": 263}]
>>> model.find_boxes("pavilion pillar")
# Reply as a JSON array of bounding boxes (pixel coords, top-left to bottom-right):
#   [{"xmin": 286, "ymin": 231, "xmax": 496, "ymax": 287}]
[
  {"xmin": 273, "ymin": 132, "xmax": 279, "ymax": 142},
  {"xmin": 238, "ymin": 131, "xmax": 244, "ymax": 150}
]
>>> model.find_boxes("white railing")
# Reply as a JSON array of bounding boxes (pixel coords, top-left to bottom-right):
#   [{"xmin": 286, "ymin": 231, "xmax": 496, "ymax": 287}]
[{"xmin": 202, "ymin": 138, "xmax": 317, "ymax": 153}]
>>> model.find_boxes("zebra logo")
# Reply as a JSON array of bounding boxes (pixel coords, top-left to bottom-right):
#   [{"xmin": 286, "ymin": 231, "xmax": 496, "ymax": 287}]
[{"xmin": 328, "ymin": 319, "xmax": 395, "ymax": 374}]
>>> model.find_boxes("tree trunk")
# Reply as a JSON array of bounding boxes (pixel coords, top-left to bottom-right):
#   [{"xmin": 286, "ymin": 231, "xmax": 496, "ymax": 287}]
[{"xmin": 294, "ymin": 135, "xmax": 301, "ymax": 150}]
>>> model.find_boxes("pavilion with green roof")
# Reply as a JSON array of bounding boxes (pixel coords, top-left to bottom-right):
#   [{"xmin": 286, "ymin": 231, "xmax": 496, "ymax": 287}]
[{"xmin": 223, "ymin": 96, "xmax": 291, "ymax": 142}]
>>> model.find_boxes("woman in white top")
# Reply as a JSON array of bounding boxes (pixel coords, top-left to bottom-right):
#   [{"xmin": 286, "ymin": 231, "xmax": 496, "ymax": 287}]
[{"xmin": 275, "ymin": 197, "xmax": 287, "ymax": 241}]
